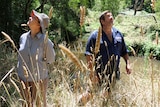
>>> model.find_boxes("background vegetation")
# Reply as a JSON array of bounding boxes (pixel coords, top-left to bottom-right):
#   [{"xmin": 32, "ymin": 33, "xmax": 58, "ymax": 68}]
[{"xmin": 1, "ymin": 0, "xmax": 160, "ymax": 106}]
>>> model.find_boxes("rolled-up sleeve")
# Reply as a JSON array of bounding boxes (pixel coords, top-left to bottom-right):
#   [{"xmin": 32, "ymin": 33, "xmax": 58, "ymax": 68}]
[
  {"xmin": 46, "ymin": 39, "xmax": 56, "ymax": 64},
  {"xmin": 85, "ymin": 31, "xmax": 97, "ymax": 56},
  {"xmin": 121, "ymin": 37, "xmax": 128, "ymax": 57}
]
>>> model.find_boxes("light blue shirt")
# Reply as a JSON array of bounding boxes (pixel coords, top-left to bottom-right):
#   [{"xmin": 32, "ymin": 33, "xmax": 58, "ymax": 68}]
[{"xmin": 17, "ymin": 31, "xmax": 55, "ymax": 82}]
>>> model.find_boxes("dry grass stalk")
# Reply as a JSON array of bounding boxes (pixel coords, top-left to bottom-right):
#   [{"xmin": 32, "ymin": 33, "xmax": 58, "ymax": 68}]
[
  {"xmin": 158, "ymin": 81, "xmax": 160, "ymax": 105},
  {"xmin": 129, "ymin": 46, "xmax": 136, "ymax": 56},
  {"xmin": 43, "ymin": 31, "xmax": 48, "ymax": 61},
  {"xmin": 149, "ymin": 55, "xmax": 155, "ymax": 105},
  {"xmin": 151, "ymin": 0, "xmax": 155, "ymax": 10},
  {"xmin": 95, "ymin": 26, "xmax": 102, "ymax": 55},
  {"xmin": 48, "ymin": 6, "xmax": 53, "ymax": 19},
  {"xmin": 2, "ymin": 82, "xmax": 12, "ymax": 103},
  {"xmin": 10, "ymin": 78, "xmax": 20, "ymax": 93},
  {"xmin": 140, "ymin": 26, "xmax": 143, "ymax": 36},
  {"xmin": 21, "ymin": 24, "xmax": 27, "ymax": 27},
  {"xmin": 1, "ymin": 31, "xmax": 16, "ymax": 49},
  {"xmin": 44, "ymin": 31, "xmax": 48, "ymax": 45},
  {"xmin": 23, "ymin": 65, "xmax": 29, "ymax": 79},
  {"xmin": 156, "ymin": 31, "xmax": 159, "ymax": 45},
  {"xmin": 0, "ymin": 66, "xmax": 15, "ymax": 87},
  {"xmin": 80, "ymin": 60, "xmax": 88, "ymax": 71},
  {"xmin": 21, "ymin": 24, "xmax": 28, "ymax": 32},
  {"xmin": 0, "ymin": 39, "xmax": 9, "ymax": 46},
  {"xmin": 80, "ymin": 6, "xmax": 86, "ymax": 27},
  {"xmin": 58, "ymin": 44, "xmax": 83, "ymax": 71},
  {"xmin": 78, "ymin": 91, "xmax": 93, "ymax": 106},
  {"xmin": 36, "ymin": 49, "xmax": 40, "ymax": 80},
  {"xmin": 21, "ymin": 81, "xmax": 26, "ymax": 90}
]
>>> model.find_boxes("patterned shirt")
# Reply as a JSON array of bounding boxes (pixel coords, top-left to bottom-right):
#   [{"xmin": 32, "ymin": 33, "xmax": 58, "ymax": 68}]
[{"xmin": 17, "ymin": 31, "xmax": 55, "ymax": 82}]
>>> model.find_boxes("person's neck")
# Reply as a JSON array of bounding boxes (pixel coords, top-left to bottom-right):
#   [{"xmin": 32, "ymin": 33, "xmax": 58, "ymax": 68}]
[
  {"xmin": 103, "ymin": 27, "xmax": 112, "ymax": 37},
  {"xmin": 30, "ymin": 28, "xmax": 40, "ymax": 38}
]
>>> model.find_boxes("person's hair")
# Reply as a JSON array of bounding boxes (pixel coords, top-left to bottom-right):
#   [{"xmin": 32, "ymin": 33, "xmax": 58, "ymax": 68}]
[{"xmin": 99, "ymin": 10, "xmax": 111, "ymax": 26}]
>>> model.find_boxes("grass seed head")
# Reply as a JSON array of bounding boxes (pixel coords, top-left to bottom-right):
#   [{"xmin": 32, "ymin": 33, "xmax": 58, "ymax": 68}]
[
  {"xmin": 95, "ymin": 26, "xmax": 102, "ymax": 55},
  {"xmin": 58, "ymin": 44, "xmax": 83, "ymax": 71},
  {"xmin": 80, "ymin": 6, "xmax": 86, "ymax": 27},
  {"xmin": 48, "ymin": 6, "xmax": 53, "ymax": 19},
  {"xmin": 1, "ymin": 31, "xmax": 16, "ymax": 49}
]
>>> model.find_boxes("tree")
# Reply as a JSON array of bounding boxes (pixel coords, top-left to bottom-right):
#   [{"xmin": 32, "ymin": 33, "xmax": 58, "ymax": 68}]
[{"xmin": 49, "ymin": 0, "xmax": 88, "ymax": 43}]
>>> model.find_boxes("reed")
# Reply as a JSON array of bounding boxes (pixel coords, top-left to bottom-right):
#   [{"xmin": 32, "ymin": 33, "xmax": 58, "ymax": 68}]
[
  {"xmin": 158, "ymin": 81, "xmax": 160, "ymax": 105},
  {"xmin": 0, "ymin": 31, "xmax": 42, "ymax": 106},
  {"xmin": 0, "ymin": 39, "xmax": 10, "ymax": 46},
  {"xmin": 149, "ymin": 53, "xmax": 155, "ymax": 106},
  {"xmin": 80, "ymin": 6, "xmax": 86, "ymax": 27},
  {"xmin": 140, "ymin": 26, "xmax": 143, "ymax": 36},
  {"xmin": 58, "ymin": 44, "xmax": 83, "ymax": 71},
  {"xmin": 21, "ymin": 80, "xmax": 26, "ymax": 90},
  {"xmin": 0, "ymin": 67, "xmax": 15, "ymax": 87},
  {"xmin": 151, "ymin": 0, "xmax": 155, "ymax": 11},
  {"xmin": 23, "ymin": 65, "xmax": 29, "ymax": 79},
  {"xmin": 1, "ymin": 31, "xmax": 16, "ymax": 49},
  {"xmin": 48, "ymin": 6, "xmax": 53, "ymax": 19},
  {"xmin": 79, "ymin": 6, "xmax": 86, "ymax": 38},
  {"xmin": 44, "ymin": 31, "xmax": 48, "ymax": 45},
  {"xmin": 1, "ymin": 31, "xmax": 37, "ymax": 83},
  {"xmin": 2, "ymin": 82, "xmax": 13, "ymax": 106},
  {"xmin": 95, "ymin": 26, "xmax": 102, "ymax": 55},
  {"xmin": 129, "ymin": 46, "xmax": 136, "ymax": 56},
  {"xmin": 43, "ymin": 21, "xmax": 48, "ymax": 61},
  {"xmin": 10, "ymin": 78, "xmax": 21, "ymax": 95},
  {"xmin": 156, "ymin": 31, "xmax": 159, "ymax": 45}
]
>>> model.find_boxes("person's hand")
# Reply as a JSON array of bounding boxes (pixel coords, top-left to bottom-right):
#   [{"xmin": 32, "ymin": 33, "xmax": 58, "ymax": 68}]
[{"xmin": 126, "ymin": 63, "xmax": 131, "ymax": 74}]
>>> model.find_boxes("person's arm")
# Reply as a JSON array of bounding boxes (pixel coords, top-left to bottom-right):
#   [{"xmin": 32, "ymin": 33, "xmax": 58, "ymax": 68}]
[
  {"xmin": 122, "ymin": 53, "xmax": 131, "ymax": 74},
  {"xmin": 46, "ymin": 39, "xmax": 56, "ymax": 64}
]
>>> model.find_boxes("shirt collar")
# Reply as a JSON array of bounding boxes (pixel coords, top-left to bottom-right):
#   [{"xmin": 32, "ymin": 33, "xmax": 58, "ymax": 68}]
[
  {"xmin": 28, "ymin": 31, "xmax": 43, "ymax": 39},
  {"xmin": 36, "ymin": 32, "xmax": 43, "ymax": 39},
  {"xmin": 112, "ymin": 27, "xmax": 117, "ymax": 39}
]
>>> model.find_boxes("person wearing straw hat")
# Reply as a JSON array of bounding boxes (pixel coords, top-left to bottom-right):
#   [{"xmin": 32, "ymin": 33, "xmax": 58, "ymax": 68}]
[
  {"xmin": 17, "ymin": 10, "xmax": 55, "ymax": 107},
  {"xmin": 85, "ymin": 10, "xmax": 131, "ymax": 87}
]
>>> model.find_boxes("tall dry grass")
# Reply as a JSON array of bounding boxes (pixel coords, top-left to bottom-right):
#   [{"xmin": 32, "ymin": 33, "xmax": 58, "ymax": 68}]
[
  {"xmin": 1, "ymin": 31, "xmax": 160, "ymax": 106},
  {"xmin": 1, "ymin": 7, "xmax": 160, "ymax": 107}
]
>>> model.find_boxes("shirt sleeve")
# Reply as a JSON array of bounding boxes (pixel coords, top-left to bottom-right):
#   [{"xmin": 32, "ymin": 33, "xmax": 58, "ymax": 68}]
[
  {"xmin": 121, "ymin": 36, "xmax": 128, "ymax": 56},
  {"xmin": 85, "ymin": 31, "xmax": 97, "ymax": 56},
  {"xmin": 46, "ymin": 39, "xmax": 56, "ymax": 64}
]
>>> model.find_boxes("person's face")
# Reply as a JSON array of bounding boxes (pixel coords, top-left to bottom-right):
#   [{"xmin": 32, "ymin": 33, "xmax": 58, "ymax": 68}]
[
  {"xmin": 27, "ymin": 15, "xmax": 40, "ymax": 28},
  {"xmin": 101, "ymin": 12, "xmax": 114, "ymax": 27}
]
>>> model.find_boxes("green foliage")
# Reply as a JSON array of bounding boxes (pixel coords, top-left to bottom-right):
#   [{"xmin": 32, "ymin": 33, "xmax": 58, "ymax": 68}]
[
  {"xmin": 155, "ymin": 0, "xmax": 160, "ymax": 14},
  {"xmin": 143, "ymin": 0, "xmax": 153, "ymax": 13},
  {"xmin": 92, "ymin": 0, "xmax": 102, "ymax": 11},
  {"xmin": 146, "ymin": 24, "xmax": 160, "ymax": 41},
  {"xmin": 49, "ymin": 0, "xmax": 80, "ymax": 43},
  {"xmin": 154, "ymin": 45, "xmax": 160, "ymax": 60},
  {"xmin": 119, "ymin": 0, "xmax": 131, "ymax": 10},
  {"xmin": 92, "ymin": 0, "xmax": 120, "ymax": 17},
  {"xmin": 103, "ymin": 0, "xmax": 120, "ymax": 16}
]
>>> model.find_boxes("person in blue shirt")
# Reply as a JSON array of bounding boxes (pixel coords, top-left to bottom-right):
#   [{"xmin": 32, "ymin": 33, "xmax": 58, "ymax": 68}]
[{"xmin": 85, "ymin": 10, "xmax": 131, "ymax": 86}]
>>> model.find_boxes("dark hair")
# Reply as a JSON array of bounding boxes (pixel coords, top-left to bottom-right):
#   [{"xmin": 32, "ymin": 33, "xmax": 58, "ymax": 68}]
[{"xmin": 99, "ymin": 10, "xmax": 111, "ymax": 26}]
